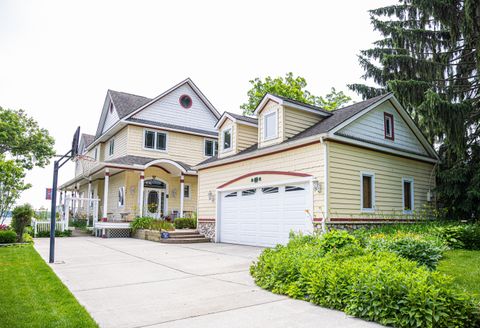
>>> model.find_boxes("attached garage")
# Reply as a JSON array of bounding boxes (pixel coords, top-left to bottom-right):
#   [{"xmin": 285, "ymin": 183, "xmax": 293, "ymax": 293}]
[{"xmin": 218, "ymin": 182, "xmax": 313, "ymax": 247}]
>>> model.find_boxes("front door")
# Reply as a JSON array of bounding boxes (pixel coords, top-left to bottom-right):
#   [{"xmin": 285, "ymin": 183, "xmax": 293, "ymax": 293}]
[{"xmin": 144, "ymin": 188, "xmax": 166, "ymax": 218}]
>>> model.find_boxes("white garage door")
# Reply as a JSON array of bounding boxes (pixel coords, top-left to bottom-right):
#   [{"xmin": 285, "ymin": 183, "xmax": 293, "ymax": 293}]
[{"xmin": 219, "ymin": 183, "xmax": 312, "ymax": 247}]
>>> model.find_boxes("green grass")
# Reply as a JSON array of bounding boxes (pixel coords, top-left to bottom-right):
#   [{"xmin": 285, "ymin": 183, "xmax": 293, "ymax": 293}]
[
  {"xmin": 438, "ymin": 249, "xmax": 480, "ymax": 301},
  {"xmin": 0, "ymin": 245, "xmax": 98, "ymax": 328}
]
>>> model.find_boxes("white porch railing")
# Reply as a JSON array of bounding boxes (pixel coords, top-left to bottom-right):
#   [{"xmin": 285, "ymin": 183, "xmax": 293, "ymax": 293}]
[{"xmin": 31, "ymin": 218, "xmax": 67, "ymax": 237}]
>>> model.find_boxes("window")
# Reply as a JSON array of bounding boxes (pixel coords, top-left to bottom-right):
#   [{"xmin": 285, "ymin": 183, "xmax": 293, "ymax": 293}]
[
  {"xmin": 144, "ymin": 130, "xmax": 167, "ymax": 151},
  {"xmin": 402, "ymin": 178, "xmax": 414, "ymax": 213},
  {"xmin": 118, "ymin": 187, "xmax": 125, "ymax": 207},
  {"xmin": 264, "ymin": 111, "xmax": 278, "ymax": 140},
  {"xmin": 109, "ymin": 103, "xmax": 114, "ymax": 113},
  {"xmin": 285, "ymin": 185, "xmax": 305, "ymax": 192},
  {"xmin": 179, "ymin": 94, "xmax": 192, "ymax": 109},
  {"xmin": 204, "ymin": 139, "xmax": 218, "ymax": 156},
  {"xmin": 361, "ymin": 173, "xmax": 375, "ymax": 211},
  {"xmin": 225, "ymin": 192, "xmax": 237, "ymax": 198},
  {"xmin": 222, "ymin": 128, "xmax": 232, "ymax": 151},
  {"xmin": 262, "ymin": 187, "xmax": 279, "ymax": 194},
  {"xmin": 384, "ymin": 113, "xmax": 394, "ymax": 140},
  {"xmin": 241, "ymin": 189, "xmax": 256, "ymax": 196},
  {"xmin": 109, "ymin": 139, "xmax": 115, "ymax": 156},
  {"xmin": 94, "ymin": 147, "xmax": 98, "ymax": 160},
  {"xmin": 184, "ymin": 184, "xmax": 191, "ymax": 198}
]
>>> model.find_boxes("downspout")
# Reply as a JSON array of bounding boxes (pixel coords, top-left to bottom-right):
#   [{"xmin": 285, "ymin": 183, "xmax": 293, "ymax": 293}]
[{"xmin": 320, "ymin": 136, "xmax": 328, "ymax": 232}]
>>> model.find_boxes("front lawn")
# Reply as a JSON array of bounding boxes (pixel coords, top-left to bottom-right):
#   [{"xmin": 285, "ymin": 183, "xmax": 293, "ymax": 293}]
[
  {"xmin": 0, "ymin": 245, "xmax": 98, "ymax": 328},
  {"xmin": 438, "ymin": 250, "xmax": 480, "ymax": 300}
]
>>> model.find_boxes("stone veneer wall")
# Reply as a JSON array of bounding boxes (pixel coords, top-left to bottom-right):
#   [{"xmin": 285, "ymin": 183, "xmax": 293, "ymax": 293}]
[{"xmin": 197, "ymin": 222, "xmax": 215, "ymax": 241}]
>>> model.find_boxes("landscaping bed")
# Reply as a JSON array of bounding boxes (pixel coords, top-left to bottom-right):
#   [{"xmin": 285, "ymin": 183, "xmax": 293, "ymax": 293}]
[
  {"xmin": 0, "ymin": 245, "xmax": 98, "ymax": 328},
  {"xmin": 250, "ymin": 222, "xmax": 480, "ymax": 328}
]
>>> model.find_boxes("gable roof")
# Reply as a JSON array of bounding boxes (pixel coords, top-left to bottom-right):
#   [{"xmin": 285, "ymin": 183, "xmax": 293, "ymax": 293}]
[
  {"xmin": 215, "ymin": 111, "xmax": 258, "ymax": 129},
  {"xmin": 80, "ymin": 133, "xmax": 95, "ymax": 148},
  {"xmin": 196, "ymin": 93, "xmax": 438, "ymax": 168},
  {"xmin": 254, "ymin": 93, "xmax": 332, "ymax": 117},
  {"xmin": 109, "ymin": 90, "xmax": 152, "ymax": 118}
]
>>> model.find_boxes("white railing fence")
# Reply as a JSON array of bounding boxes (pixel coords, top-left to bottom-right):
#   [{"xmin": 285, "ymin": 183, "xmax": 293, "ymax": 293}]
[
  {"xmin": 31, "ymin": 218, "xmax": 67, "ymax": 237},
  {"xmin": 65, "ymin": 196, "xmax": 100, "ymax": 228}
]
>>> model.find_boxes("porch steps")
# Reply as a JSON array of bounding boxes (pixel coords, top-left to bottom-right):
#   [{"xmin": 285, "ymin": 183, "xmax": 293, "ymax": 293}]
[{"xmin": 160, "ymin": 230, "xmax": 210, "ymax": 244}]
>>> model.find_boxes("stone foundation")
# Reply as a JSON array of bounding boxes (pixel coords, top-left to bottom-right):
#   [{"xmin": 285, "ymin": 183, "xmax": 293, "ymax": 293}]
[
  {"xmin": 132, "ymin": 229, "xmax": 162, "ymax": 242},
  {"xmin": 197, "ymin": 222, "xmax": 215, "ymax": 240}
]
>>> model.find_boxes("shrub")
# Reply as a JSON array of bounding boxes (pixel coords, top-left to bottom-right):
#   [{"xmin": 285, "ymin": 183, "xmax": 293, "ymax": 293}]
[
  {"xmin": 22, "ymin": 233, "xmax": 33, "ymax": 243},
  {"xmin": 150, "ymin": 220, "xmax": 174, "ymax": 231},
  {"xmin": 130, "ymin": 217, "xmax": 174, "ymax": 232},
  {"xmin": 0, "ymin": 230, "xmax": 17, "ymax": 243},
  {"xmin": 318, "ymin": 229, "xmax": 358, "ymax": 252},
  {"xmin": 35, "ymin": 230, "xmax": 72, "ymax": 238},
  {"xmin": 174, "ymin": 217, "xmax": 197, "ymax": 229},
  {"xmin": 70, "ymin": 219, "xmax": 87, "ymax": 228},
  {"xmin": 24, "ymin": 226, "xmax": 34, "ymax": 237},
  {"xmin": 366, "ymin": 232, "xmax": 445, "ymax": 269},
  {"xmin": 0, "ymin": 224, "xmax": 9, "ymax": 230},
  {"xmin": 251, "ymin": 238, "xmax": 480, "ymax": 328},
  {"xmin": 130, "ymin": 217, "xmax": 153, "ymax": 232},
  {"xmin": 435, "ymin": 225, "xmax": 480, "ymax": 250},
  {"xmin": 11, "ymin": 204, "xmax": 34, "ymax": 242}
]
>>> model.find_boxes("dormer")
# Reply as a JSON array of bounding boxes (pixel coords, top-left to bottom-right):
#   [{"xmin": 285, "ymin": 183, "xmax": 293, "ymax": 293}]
[
  {"xmin": 254, "ymin": 94, "xmax": 331, "ymax": 148},
  {"xmin": 215, "ymin": 112, "xmax": 258, "ymax": 158}
]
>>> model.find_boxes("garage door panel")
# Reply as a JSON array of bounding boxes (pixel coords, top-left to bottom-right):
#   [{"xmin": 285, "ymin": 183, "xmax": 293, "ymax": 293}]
[{"xmin": 219, "ymin": 182, "xmax": 311, "ymax": 247}]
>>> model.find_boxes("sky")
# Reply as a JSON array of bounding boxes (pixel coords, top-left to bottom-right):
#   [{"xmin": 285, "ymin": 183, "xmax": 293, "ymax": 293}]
[{"xmin": 0, "ymin": 0, "xmax": 392, "ymax": 209}]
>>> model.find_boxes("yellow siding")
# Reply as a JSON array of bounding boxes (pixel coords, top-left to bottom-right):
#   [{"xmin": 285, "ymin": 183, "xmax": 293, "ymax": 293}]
[
  {"xmin": 258, "ymin": 100, "xmax": 284, "ymax": 148},
  {"xmin": 126, "ymin": 125, "xmax": 212, "ymax": 166},
  {"xmin": 104, "ymin": 127, "xmax": 128, "ymax": 161},
  {"xmin": 284, "ymin": 106, "xmax": 322, "ymax": 139},
  {"xmin": 217, "ymin": 119, "xmax": 237, "ymax": 158},
  {"xmin": 236, "ymin": 124, "xmax": 257, "ymax": 152},
  {"xmin": 198, "ymin": 143, "xmax": 325, "ymax": 220},
  {"xmin": 328, "ymin": 142, "xmax": 435, "ymax": 218}
]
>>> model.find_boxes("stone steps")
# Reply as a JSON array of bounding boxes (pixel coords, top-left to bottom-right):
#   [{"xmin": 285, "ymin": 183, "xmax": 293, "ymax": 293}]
[{"xmin": 159, "ymin": 230, "xmax": 210, "ymax": 244}]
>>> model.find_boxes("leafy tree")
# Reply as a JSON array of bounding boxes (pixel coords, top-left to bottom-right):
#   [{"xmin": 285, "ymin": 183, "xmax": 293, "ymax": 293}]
[
  {"xmin": 0, "ymin": 156, "xmax": 30, "ymax": 224},
  {"xmin": 0, "ymin": 107, "xmax": 55, "ymax": 169},
  {"xmin": 12, "ymin": 204, "xmax": 33, "ymax": 242},
  {"xmin": 349, "ymin": 0, "xmax": 480, "ymax": 219},
  {"xmin": 241, "ymin": 73, "xmax": 351, "ymax": 115}
]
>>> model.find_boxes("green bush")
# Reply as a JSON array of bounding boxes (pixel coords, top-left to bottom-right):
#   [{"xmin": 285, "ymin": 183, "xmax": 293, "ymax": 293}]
[
  {"xmin": 173, "ymin": 217, "xmax": 197, "ymax": 229},
  {"xmin": 35, "ymin": 230, "xmax": 72, "ymax": 238},
  {"xmin": 435, "ymin": 225, "xmax": 480, "ymax": 250},
  {"xmin": 70, "ymin": 219, "xmax": 87, "ymax": 228},
  {"xmin": 130, "ymin": 217, "xmax": 174, "ymax": 232},
  {"xmin": 130, "ymin": 217, "xmax": 154, "ymax": 231},
  {"xmin": 24, "ymin": 226, "xmax": 34, "ymax": 237},
  {"xmin": 366, "ymin": 232, "xmax": 445, "ymax": 269},
  {"xmin": 12, "ymin": 204, "xmax": 34, "ymax": 242},
  {"xmin": 0, "ymin": 230, "xmax": 17, "ymax": 243},
  {"xmin": 22, "ymin": 233, "xmax": 33, "ymax": 243},
  {"xmin": 251, "ymin": 236, "xmax": 480, "ymax": 328}
]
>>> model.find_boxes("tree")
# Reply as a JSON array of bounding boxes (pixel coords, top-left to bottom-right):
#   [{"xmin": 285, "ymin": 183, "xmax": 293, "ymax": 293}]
[
  {"xmin": 0, "ymin": 156, "xmax": 30, "ymax": 224},
  {"xmin": 0, "ymin": 107, "xmax": 55, "ymax": 169},
  {"xmin": 11, "ymin": 204, "xmax": 33, "ymax": 242},
  {"xmin": 0, "ymin": 107, "xmax": 55, "ymax": 223},
  {"xmin": 241, "ymin": 73, "xmax": 351, "ymax": 115},
  {"xmin": 349, "ymin": 0, "xmax": 480, "ymax": 219}
]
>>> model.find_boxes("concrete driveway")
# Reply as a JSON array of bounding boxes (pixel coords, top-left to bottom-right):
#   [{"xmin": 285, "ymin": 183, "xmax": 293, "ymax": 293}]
[{"xmin": 34, "ymin": 237, "xmax": 382, "ymax": 328}]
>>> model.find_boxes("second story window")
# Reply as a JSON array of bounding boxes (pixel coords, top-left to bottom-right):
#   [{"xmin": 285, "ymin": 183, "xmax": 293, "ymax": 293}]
[
  {"xmin": 222, "ymin": 128, "xmax": 232, "ymax": 151},
  {"xmin": 384, "ymin": 113, "xmax": 394, "ymax": 140},
  {"xmin": 264, "ymin": 111, "xmax": 278, "ymax": 140},
  {"xmin": 94, "ymin": 147, "xmax": 98, "ymax": 160},
  {"xmin": 204, "ymin": 139, "xmax": 218, "ymax": 156},
  {"xmin": 144, "ymin": 130, "xmax": 167, "ymax": 151},
  {"xmin": 109, "ymin": 139, "xmax": 115, "ymax": 156}
]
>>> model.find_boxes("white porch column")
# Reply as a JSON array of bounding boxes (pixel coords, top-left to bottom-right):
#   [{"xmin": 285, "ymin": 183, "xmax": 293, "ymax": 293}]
[
  {"xmin": 87, "ymin": 179, "xmax": 92, "ymax": 226},
  {"xmin": 180, "ymin": 174, "xmax": 185, "ymax": 218},
  {"xmin": 103, "ymin": 169, "xmax": 109, "ymax": 220},
  {"xmin": 138, "ymin": 171, "xmax": 144, "ymax": 217}
]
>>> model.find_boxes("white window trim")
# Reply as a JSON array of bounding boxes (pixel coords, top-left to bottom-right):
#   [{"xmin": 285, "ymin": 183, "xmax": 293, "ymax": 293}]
[
  {"xmin": 204, "ymin": 138, "xmax": 218, "ymax": 157},
  {"xmin": 402, "ymin": 177, "xmax": 414, "ymax": 214},
  {"xmin": 263, "ymin": 111, "xmax": 278, "ymax": 141},
  {"xmin": 360, "ymin": 171, "xmax": 375, "ymax": 212},
  {"xmin": 222, "ymin": 127, "xmax": 233, "ymax": 152},
  {"xmin": 118, "ymin": 186, "xmax": 125, "ymax": 208},
  {"xmin": 142, "ymin": 128, "xmax": 168, "ymax": 153},
  {"xmin": 94, "ymin": 146, "xmax": 98, "ymax": 161},
  {"xmin": 108, "ymin": 139, "xmax": 115, "ymax": 157},
  {"xmin": 183, "ymin": 183, "xmax": 191, "ymax": 199}
]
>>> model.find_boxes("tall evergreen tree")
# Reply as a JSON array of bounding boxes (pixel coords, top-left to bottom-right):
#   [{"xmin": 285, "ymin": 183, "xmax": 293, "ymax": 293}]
[{"xmin": 349, "ymin": 0, "xmax": 480, "ymax": 219}]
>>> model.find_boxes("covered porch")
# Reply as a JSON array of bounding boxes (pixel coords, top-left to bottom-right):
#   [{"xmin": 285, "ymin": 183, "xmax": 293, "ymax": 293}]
[{"xmin": 60, "ymin": 156, "xmax": 198, "ymax": 237}]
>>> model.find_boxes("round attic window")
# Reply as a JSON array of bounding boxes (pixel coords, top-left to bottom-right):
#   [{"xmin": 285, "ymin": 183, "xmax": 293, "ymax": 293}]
[{"xmin": 179, "ymin": 94, "xmax": 192, "ymax": 109}]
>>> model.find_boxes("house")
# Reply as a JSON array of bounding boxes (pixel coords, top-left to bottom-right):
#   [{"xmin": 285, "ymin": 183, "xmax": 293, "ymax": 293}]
[
  {"xmin": 60, "ymin": 78, "xmax": 220, "ymax": 235},
  {"xmin": 195, "ymin": 93, "xmax": 439, "ymax": 247}
]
